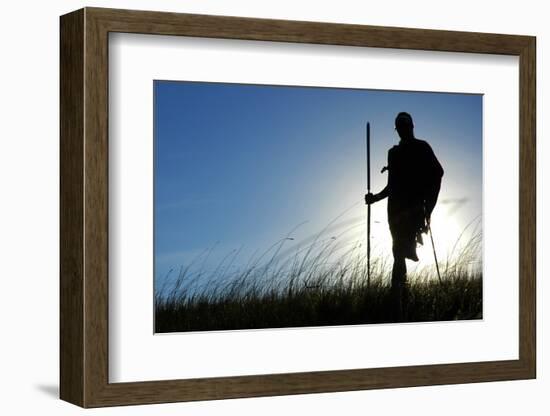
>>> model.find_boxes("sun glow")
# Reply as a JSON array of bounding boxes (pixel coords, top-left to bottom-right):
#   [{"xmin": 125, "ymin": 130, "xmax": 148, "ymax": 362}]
[
  {"xmin": 416, "ymin": 210, "xmax": 463, "ymax": 265},
  {"xmin": 315, "ymin": 196, "xmax": 482, "ymax": 282}
]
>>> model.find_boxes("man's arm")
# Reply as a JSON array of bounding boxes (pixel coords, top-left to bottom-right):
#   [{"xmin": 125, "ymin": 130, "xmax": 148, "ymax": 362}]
[
  {"xmin": 365, "ymin": 186, "xmax": 389, "ymax": 204},
  {"xmin": 365, "ymin": 148, "xmax": 392, "ymax": 205}
]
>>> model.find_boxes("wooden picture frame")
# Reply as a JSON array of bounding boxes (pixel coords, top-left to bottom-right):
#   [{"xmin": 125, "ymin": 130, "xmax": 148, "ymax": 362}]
[{"xmin": 60, "ymin": 7, "xmax": 536, "ymax": 408}]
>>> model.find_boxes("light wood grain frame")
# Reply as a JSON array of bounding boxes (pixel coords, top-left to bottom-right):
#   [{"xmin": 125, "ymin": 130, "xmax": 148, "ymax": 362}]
[{"xmin": 60, "ymin": 7, "xmax": 536, "ymax": 408}]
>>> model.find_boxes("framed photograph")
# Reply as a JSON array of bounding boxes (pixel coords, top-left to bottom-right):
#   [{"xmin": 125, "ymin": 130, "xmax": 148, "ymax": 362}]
[{"xmin": 60, "ymin": 7, "xmax": 536, "ymax": 408}]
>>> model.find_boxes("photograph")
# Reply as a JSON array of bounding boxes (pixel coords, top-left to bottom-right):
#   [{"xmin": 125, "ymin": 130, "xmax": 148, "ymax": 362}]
[{"xmin": 153, "ymin": 80, "xmax": 483, "ymax": 333}]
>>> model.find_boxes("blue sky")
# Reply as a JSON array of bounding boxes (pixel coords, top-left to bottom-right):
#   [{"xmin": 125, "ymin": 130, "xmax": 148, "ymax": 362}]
[{"xmin": 154, "ymin": 80, "xmax": 482, "ymax": 287}]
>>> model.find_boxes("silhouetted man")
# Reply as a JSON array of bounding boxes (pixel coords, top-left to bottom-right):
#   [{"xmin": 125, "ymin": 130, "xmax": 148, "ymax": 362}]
[{"xmin": 365, "ymin": 112, "xmax": 443, "ymax": 320}]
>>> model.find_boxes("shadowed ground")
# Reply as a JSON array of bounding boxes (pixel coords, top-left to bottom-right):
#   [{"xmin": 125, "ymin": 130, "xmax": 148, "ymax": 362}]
[
  {"xmin": 155, "ymin": 230, "xmax": 482, "ymax": 333},
  {"xmin": 155, "ymin": 274, "xmax": 482, "ymax": 333}
]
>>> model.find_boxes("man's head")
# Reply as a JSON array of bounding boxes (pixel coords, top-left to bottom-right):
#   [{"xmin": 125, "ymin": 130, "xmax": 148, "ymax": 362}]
[{"xmin": 395, "ymin": 112, "xmax": 414, "ymax": 140}]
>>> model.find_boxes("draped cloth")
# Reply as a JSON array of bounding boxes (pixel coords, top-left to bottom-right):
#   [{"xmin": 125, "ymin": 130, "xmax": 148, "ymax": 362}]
[{"xmin": 386, "ymin": 138, "xmax": 444, "ymax": 260}]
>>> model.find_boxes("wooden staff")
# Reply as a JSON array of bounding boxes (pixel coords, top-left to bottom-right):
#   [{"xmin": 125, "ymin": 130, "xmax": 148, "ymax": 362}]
[{"xmin": 366, "ymin": 122, "xmax": 371, "ymax": 288}]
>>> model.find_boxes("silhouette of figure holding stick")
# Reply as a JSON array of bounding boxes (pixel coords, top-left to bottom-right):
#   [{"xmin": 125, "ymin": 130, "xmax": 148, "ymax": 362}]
[{"xmin": 365, "ymin": 112, "xmax": 444, "ymax": 321}]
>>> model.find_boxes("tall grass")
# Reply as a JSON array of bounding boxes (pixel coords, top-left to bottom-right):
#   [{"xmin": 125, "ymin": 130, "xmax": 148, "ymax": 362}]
[{"xmin": 155, "ymin": 220, "xmax": 482, "ymax": 333}]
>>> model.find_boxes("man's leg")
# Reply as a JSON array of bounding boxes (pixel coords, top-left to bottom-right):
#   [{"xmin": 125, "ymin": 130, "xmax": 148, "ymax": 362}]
[{"xmin": 391, "ymin": 254, "xmax": 408, "ymax": 322}]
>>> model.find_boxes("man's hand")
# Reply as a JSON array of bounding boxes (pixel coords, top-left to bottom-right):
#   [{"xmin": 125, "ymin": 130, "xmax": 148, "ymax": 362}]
[
  {"xmin": 421, "ymin": 209, "xmax": 431, "ymax": 233},
  {"xmin": 365, "ymin": 193, "xmax": 378, "ymax": 205}
]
